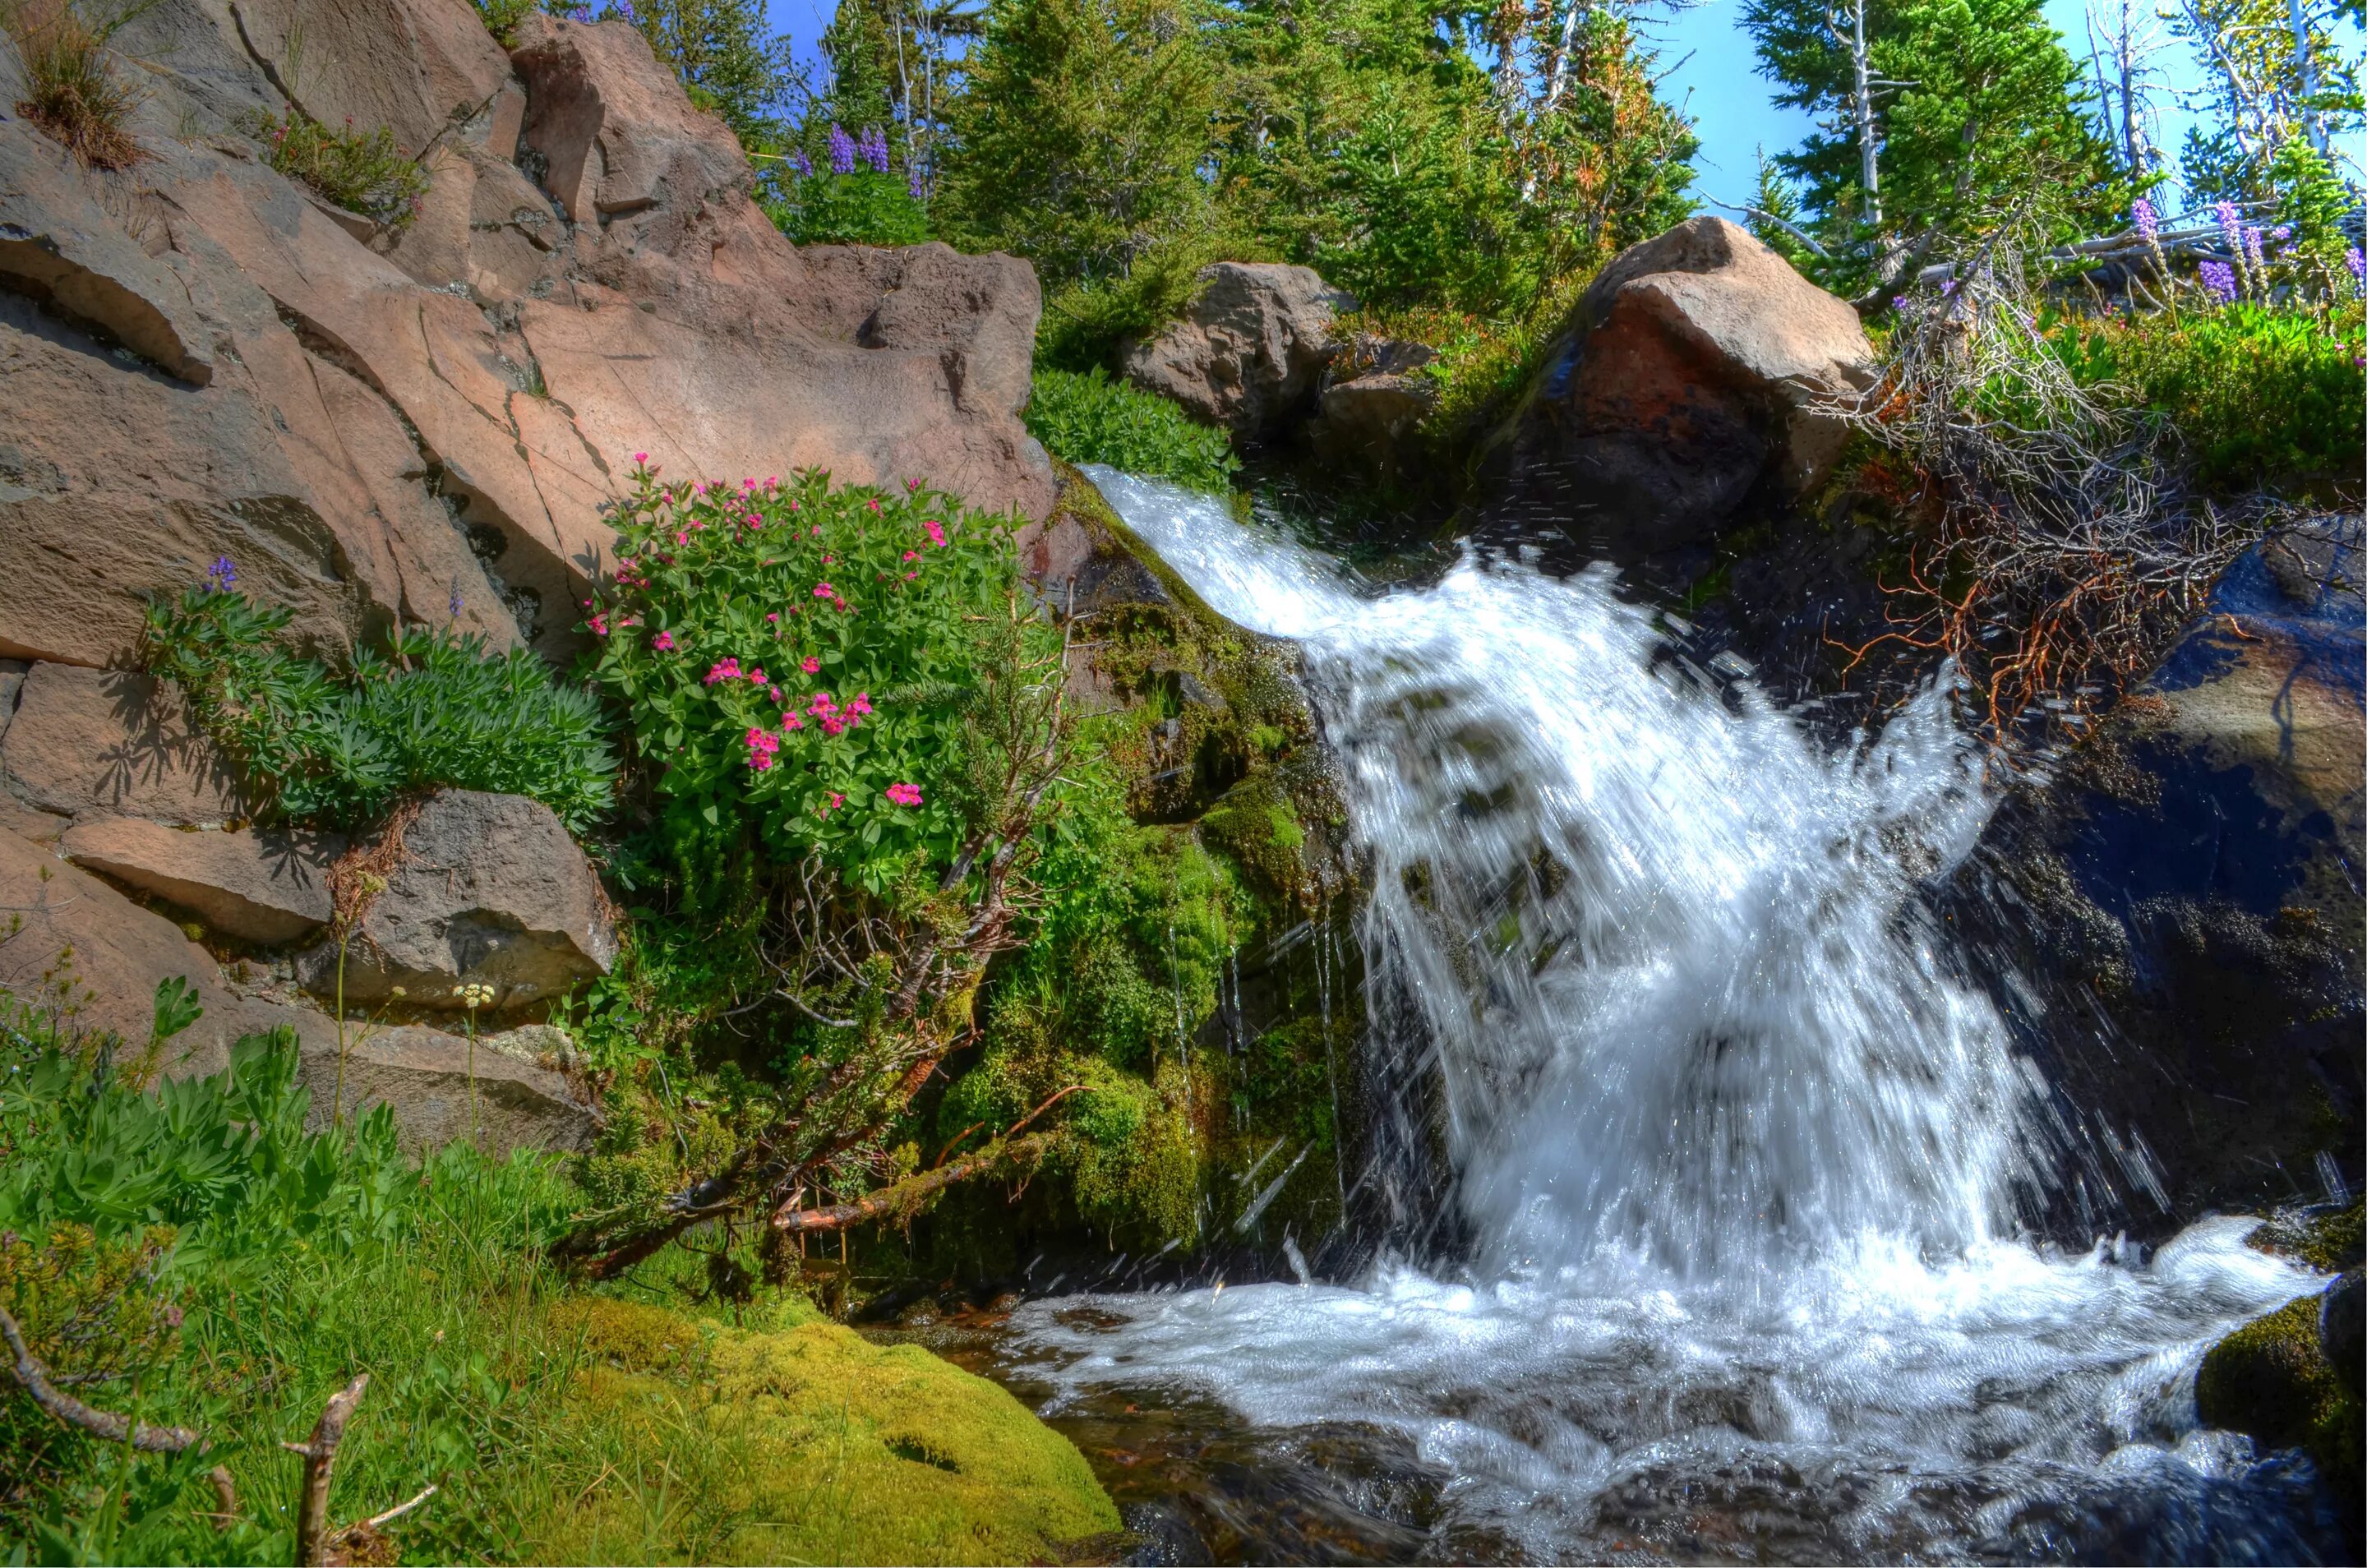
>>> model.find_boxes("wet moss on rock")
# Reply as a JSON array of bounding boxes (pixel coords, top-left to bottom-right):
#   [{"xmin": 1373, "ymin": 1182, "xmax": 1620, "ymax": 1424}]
[
  {"xmin": 2196, "ymin": 1288, "xmax": 2363, "ymax": 1487},
  {"xmin": 528, "ymin": 1296, "xmax": 1119, "ymax": 1563}
]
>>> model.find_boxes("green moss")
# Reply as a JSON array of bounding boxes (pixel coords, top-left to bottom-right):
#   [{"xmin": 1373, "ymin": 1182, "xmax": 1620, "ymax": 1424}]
[
  {"xmin": 2196, "ymin": 1291, "xmax": 2362, "ymax": 1482},
  {"xmin": 527, "ymin": 1298, "xmax": 1119, "ymax": 1564},
  {"xmin": 2254, "ymin": 1199, "xmax": 2367, "ymax": 1273}
]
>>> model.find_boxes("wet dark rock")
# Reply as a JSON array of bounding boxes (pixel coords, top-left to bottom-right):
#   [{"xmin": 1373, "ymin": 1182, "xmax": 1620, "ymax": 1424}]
[
  {"xmin": 2323, "ymin": 1267, "xmax": 2364, "ymax": 1395},
  {"xmin": 1945, "ymin": 514, "xmax": 2364, "ymax": 1229}
]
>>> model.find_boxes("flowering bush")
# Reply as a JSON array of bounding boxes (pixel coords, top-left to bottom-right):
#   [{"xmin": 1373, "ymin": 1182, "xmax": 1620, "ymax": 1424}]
[
  {"xmin": 759, "ymin": 122, "xmax": 929, "ymax": 247},
  {"xmin": 587, "ymin": 463, "xmax": 1047, "ymax": 893}
]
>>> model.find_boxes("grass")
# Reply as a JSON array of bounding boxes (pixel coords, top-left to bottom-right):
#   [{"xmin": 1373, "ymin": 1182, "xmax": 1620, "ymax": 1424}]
[
  {"xmin": 1023, "ymin": 367, "xmax": 1239, "ymax": 495},
  {"xmin": 2, "ymin": 0, "xmax": 143, "ymax": 169},
  {"xmin": 246, "ymin": 110, "xmax": 431, "ymax": 233},
  {"xmin": 0, "ymin": 1010, "xmax": 1117, "ymax": 1565}
]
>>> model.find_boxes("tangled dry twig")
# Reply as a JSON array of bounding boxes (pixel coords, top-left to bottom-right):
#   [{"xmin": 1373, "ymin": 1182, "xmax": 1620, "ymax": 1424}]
[{"xmin": 1820, "ymin": 247, "xmax": 2273, "ymax": 749}]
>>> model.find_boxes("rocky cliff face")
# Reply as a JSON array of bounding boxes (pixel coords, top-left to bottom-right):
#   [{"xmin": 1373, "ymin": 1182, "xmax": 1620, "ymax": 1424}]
[
  {"xmin": 0, "ymin": 0, "xmax": 1051, "ymax": 671},
  {"xmin": 0, "ymin": 0, "xmax": 1056, "ymax": 1154}
]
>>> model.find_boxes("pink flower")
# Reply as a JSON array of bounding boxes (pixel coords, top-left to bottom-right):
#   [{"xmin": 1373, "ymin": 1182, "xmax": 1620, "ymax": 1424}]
[
  {"xmin": 902, "ymin": 550, "xmax": 920, "ymax": 562},
  {"xmin": 849, "ymin": 693, "xmax": 873, "ymax": 717},
  {"xmin": 924, "ymin": 519, "xmax": 946, "ymax": 548},
  {"xmin": 589, "ymin": 614, "xmax": 609, "ymax": 636},
  {"xmin": 746, "ymin": 666, "xmax": 768, "ymax": 685},
  {"xmin": 768, "ymin": 685, "xmax": 782, "ymax": 702},
  {"xmin": 652, "ymin": 630, "xmax": 676, "ymax": 651},
  {"xmin": 807, "ymin": 692, "xmax": 837, "ymax": 717},
  {"xmin": 705, "ymin": 657, "xmax": 742, "ymax": 685},
  {"xmin": 822, "ymin": 555, "xmax": 835, "ymax": 565},
  {"xmin": 782, "ymin": 713, "xmax": 804, "ymax": 731},
  {"xmin": 634, "ymin": 451, "xmax": 648, "ymax": 463},
  {"xmin": 766, "ymin": 612, "xmax": 780, "ymax": 624},
  {"xmin": 810, "ymin": 525, "xmax": 822, "ymax": 537},
  {"xmin": 865, "ymin": 499, "xmax": 881, "ymax": 514},
  {"xmin": 801, "ymin": 656, "xmax": 820, "ymax": 675},
  {"xmin": 746, "ymin": 726, "xmax": 782, "ymax": 771},
  {"xmin": 814, "ymin": 583, "xmax": 836, "ymax": 598},
  {"xmin": 884, "ymin": 782, "xmax": 923, "ymax": 807}
]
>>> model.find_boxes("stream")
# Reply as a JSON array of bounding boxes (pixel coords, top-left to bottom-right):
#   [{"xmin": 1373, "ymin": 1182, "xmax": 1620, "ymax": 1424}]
[{"xmin": 963, "ymin": 471, "xmax": 2342, "ymax": 1564}]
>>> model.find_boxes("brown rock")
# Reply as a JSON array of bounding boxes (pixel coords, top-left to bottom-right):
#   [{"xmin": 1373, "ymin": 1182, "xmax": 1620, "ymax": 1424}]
[
  {"xmin": 0, "ymin": 826, "xmax": 590, "ymax": 1155},
  {"xmin": 265, "ymin": 1006, "xmax": 594, "ymax": 1156},
  {"xmin": 1481, "ymin": 217, "xmax": 1876, "ymax": 560},
  {"xmin": 0, "ymin": 824, "xmax": 250, "ymax": 1077},
  {"xmin": 302, "ymin": 789, "xmax": 616, "ymax": 1010},
  {"xmin": 62, "ymin": 818, "xmax": 341, "ymax": 944},
  {"xmin": 1, "ymin": 663, "xmax": 255, "ymax": 824},
  {"xmin": 224, "ymin": 0, "xmax": 515, "ymax": 160},
  {"xmin": 1123, "ymin": 262, "xmax": 1353, "ymax": 438}
]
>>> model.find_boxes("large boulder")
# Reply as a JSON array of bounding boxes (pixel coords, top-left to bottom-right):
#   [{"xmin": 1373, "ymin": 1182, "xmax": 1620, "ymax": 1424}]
[
  {"xmin": 300, "ymin": 788, "xmax": 616, "ymax": 1011},
  {"xmin": 1123, "ymin": 263, "xmax": 1353, "ymax": 440},
  {"xmin": 1479, "ymin": 216, "xmax": 1876, "ymax": 561},
  {"xmin": 0, "ymin": 663, "xmax": 255, "ymax": 826},
  {"xmin": 1945, "ymin": 515, "xmax": 2364, "ymax": 1228},
  {"xmin": 61, "ymin": 817, "xmax": 341, "ymax": 945},
  {"xmin": 0, "ymin": 2, "xmax": 1053, "ymax": 668}
]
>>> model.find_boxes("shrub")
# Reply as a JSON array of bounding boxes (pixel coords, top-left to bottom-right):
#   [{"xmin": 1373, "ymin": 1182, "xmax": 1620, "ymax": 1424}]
[
  {"xmin": 1022, "ymin": 367, "xmax": 1239, "ymax": 494},
  {"xmin": 469, "ymin": 0, "xmax": 540, "ymax": 41},
  {"xmin": 2048, "ymin": 302, "xmax": 2366, "ymax": 493},
  {"xmin": 247, "ymin": 110, "xmax": 431, "ymax": 233},
  {"xmin": 142, "ymin": 586, "xmax": 616, "ymax": 834},
  {"xmin": 2, "ymin": 0, "xmax": 141, "ymax": 169}
]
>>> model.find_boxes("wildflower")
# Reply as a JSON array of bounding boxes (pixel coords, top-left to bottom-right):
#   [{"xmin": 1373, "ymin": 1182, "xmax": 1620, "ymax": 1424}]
[
  {"xmin": 828, "ymin": 123, "xmax": 857, "ymax": 175},
  {"xmin": 865, "ymin": 499, "xmax": 880, "ymax": 514},
  {"xmin": 2348, "ymin": 247, "xmax": 2366, "ymax": 298},
  {"xmin": 814, "ymin": 582, "xmax": 838, "ymax": 600},
  {"xmin": 782, "ymin": 713, "xmax": 805, "ymax": 731},
  {"xmin": 858, "ymin": 126, "xmax": 891, "ymax": 174},
  {"xmin": 2269, "ymin": 224, "xmax": 2292, "ymax": 243},
  {"xmin": 449, "ymin": 581, "xmax": 464, "ymax": 618},
  {"xmin": 746, "ymin": 666, "xmax": 768, "ymax": 686},
  {"xmin": 902, "ymin": 550, "xmax": 920, "ymax": 562},
  {"xmin": 454, "ymin": 982, "xmax": 495, "ymax": 1008},
  {"xmin": 923, "ymin": 519, "xmax": 946, "ymax": 547},
  {"xmin": 2198, "ymin": 260, "xmax": 2238, "ymax": 305},
  {"xmin": 787, "ymin": 149, "xmax": 813, "ymax": 178},
  {"xmin": 2243, "ymin": 225, "xmax": 2267, "ymax": 276},
  {"xmin": 164, "ymin": 1303, "xmax": 183, "ymax": 1329},
  {"xmin": 769, "ymin": 685, "xmax": 782, "ymax": 702},
  {"xmin": 907, "ymin": 159, "xmax": 926, "ymax": 202},
  {"xmin": 2131, "ymin": 196, "xmax": 2157, "ymax": 239},
  {"xmin": 767, "ymin": 612, "xmax": 780, "ymax": 623},
  {"xmin": 205, "ymin": 555, "xmax": 237, "ymax": 592},
  {"xmin": 652, "ymin": 630, "xmax": 676, "ymax": 650},
  {"xmin": 634, "ymin": 451, "xmax": 648, "ymax": 464},
  {"xmin": 705, "ymin": 657, "xmax": 742, "ymax": 685},
  {"xmin": 807, "ymin": 692, "xmax": 837, "ymax": 717},
  {"xmin": 745, "ymin": 727, "xmax": 781, "ymax": 770},
  {"xmin": 801, "ymin": 656, "xmax": 821, "ymax": 674},
  {"xmin": 589, "ymin": 614, "xmax": 610, "ymax": 636},
  {"xmin": 884, "ymin": 782, "xmax": 922, "ymax": 807},
  {"xmin": 848, "ymin": 693, "xmax": 873, "ymax": 718}
]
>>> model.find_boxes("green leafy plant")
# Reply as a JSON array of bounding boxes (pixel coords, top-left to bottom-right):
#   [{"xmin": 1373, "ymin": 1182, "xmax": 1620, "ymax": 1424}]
[
  {"xmin": 2, "ymin": 0, "xmax": 144, "ymax": 169},
  {"xmin": 141, "ymin": 587, "xmax": 616, "ymax": 834},
  {"xmin": 2048, "ymin": 300, "xmax": 2366, "ymax": 492},
  {"xmin": 761, "ymin": 168, "xmax": 929, "ymax": 246},
  {"xmin": 247, "ymin": 108, "xmax": 431, "ymax": 233},
  {"xmin": 1022, "ymin": 367, "xmax": 1239, "ymax": 493}
]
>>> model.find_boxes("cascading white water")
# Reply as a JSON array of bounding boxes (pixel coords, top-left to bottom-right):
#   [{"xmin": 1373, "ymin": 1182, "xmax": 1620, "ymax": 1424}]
[{"xmin": 1008, "ymin": 470, "xmax": 2333, "ymax": 1561}]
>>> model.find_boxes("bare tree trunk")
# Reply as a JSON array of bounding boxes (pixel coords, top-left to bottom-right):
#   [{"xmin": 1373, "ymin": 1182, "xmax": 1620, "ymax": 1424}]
[
  {"xmin": 1849, "ymin": 0, "xmax": 1882, "ymax": 226},
  {"xmin": 283, "ymin": 1374, "xmax": 369, "ymax": 1567},
  {"xmin": 2287, "ymin": 0, "xmax": 2326, "ymax": 154}
]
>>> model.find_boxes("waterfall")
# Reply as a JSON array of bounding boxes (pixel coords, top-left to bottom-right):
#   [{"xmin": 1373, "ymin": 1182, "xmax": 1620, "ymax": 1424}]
[
  {"xmin": 1089, "ymin": 467, "xmax": 2037, "ymax": 1280},
  {"xmin": 1010, "ymin": 470, "xmax": 2332, "ymax": 1563}
]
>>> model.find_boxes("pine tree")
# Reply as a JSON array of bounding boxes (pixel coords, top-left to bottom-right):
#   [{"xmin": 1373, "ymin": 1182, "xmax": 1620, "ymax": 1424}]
[
  {"xmin": 627, "ymin": 0, "xmax": 799, "ymax": 150},
  {"xmin": 1742, "ymin": 0, "xmax": 2123, "ymax": 295}
]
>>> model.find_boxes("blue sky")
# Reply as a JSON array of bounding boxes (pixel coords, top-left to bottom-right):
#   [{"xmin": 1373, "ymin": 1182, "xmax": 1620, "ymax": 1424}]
[{"xmin": 759, "ymin": 0, "xmax": 2254, "ymax": 212}]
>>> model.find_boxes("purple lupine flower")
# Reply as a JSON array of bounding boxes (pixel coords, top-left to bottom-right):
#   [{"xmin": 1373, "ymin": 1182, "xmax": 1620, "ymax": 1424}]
[
  {"xmin": 2198, "ymin": 260, "xmax": 2238, "ymax": 304},
  {"xmin": 614, "ymin": 0, "xmax": 637, "ymax": 18},
  {"xmin": 449, "ymin": 580, "xmax": 464, "ymax": 619},
  {"xmin": 2347, "ymin": 247, "xmax": 2366, "ymax": 298},
  {"xmin": 859, "ymin": 126, "xmax": 891, "ymax": 174},
  {"xmin": 2269, "ymin": 224, "xmax": 2291, "ymax": 242},
  {"xmin": 827, "ymin": 123, "xmax": 856, "ymax": 175},
  {"xmin": 205, "ymin": 556, "xmax": 236, "ymax": 592},
  {"xmin": 570, "ymin": 2, "xmax": 593, "ymax": 20},
  {"xmin": 787, "ymin": 149, "xmax": 812, "ymax": 178},
  {"xmin": 2212, "ymin": 200, "xmax": 2243, "ymax": 249},
  {"xmin": 907, "ymin": 157, "xmax": 926, "ymax": 203},
  {"xmin": 2131, "ymin": 196, "xmax": 2157, "ymax": 239},
  {"xmin": 2243, "ymin": 225, "xmax": 2267, "ymax": 275}
]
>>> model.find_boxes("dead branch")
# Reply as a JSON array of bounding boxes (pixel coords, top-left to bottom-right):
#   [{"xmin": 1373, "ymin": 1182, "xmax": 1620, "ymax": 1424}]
[
  {"xmin": 283, "ymin": 1373, "xmax": 368, "ymax": 1567},
  {"xmin": 0, "ymin": 1303, "xmax": 201, "ymax": 1453},
  {"xmin": 773, "ymin": 1132, "xmax": 1058, "ymax": 1234}
]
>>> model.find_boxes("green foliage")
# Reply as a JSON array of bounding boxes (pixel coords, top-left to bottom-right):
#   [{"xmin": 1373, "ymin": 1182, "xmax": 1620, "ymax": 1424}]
[
  {"xmin": 935, "ymin": 0, "xmax": 1220, "ymax": 288},
  {"xmin": 2, "ymin": 0, "xmax": 142, "ymax": 169},
  {"xmin": 1023, "ymin": 367, "xmax": 1241, "ymax": 494},
  {"xmin": 2047, "ymin": 301, "xmax": 2367, "ymax": 491},
  {"xmin": 762, "ymin": 168, "xmax": 929, "ymax": 246},
  {"xmin": 246, "ymin": 110, "xmax": 431, "ymax": 232},
  {"xmin": 141, "ymin": 589, "xmax": 616, "ymax": 835},
  {"xmin": 468, "ymin": 0, "xmax": 539, "ymax": 42},
  {"xmin": 586, "ymin": 467, "xmax": 1047, "ymax": 897}
]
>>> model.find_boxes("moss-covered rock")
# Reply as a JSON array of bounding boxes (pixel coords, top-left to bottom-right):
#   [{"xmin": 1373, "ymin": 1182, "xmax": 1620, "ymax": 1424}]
[
  {"xmin": 525, "ymin": 1296, "xmax": 1119, "ymax": 1564},
  {"xmin": 2195, "ymin": 1284, "xmax": 2362, "ymax": 1490}
]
